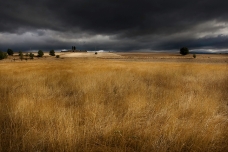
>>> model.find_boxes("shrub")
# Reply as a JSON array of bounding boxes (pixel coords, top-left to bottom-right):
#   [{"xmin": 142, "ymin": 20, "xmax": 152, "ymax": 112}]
[
  {"xmin": 38, "ymin": 50, "xmax": 44, "ymax": 57},
  {"xmin": 18, "ymin": 51, "xmax": 23, "ymax": 56},
  {"xmin": 0, "ymin": 51, "xmax": 3, "ymax": 60},
  {"xmin": 19, "ymin": 52, "xmax": 23, "ymax": 61},
  {"xmin": 18, "ymin": 51, "xmax": 23, "ymax": 60},
  {"xmin": 29, "ymin": 53, "xmax": 34, "ymax": 59},
  {"xmin": 3, "ymin": 52, "xmax": 8, "ymax": 59},
  {"xmin": 49, "ymin": 50, "xmax": 55, "ymax": 56},
  {"xmin": 180, "ymin": 47, "xmax": 189, "ymax": 55},
  {"xmin": 56, "ymin": 55, "xmax": 60, "ymax": 58},
  {"xmin": 0, "ymin": 51, "xmax": 8, "ymax": 60},
  {"xmin": 193, "ymin": 54, "xmax": 196, "ymax": 58},
  {"xmin": 7, "ymin": 49, "xmax": 14, "ymax": 56}
]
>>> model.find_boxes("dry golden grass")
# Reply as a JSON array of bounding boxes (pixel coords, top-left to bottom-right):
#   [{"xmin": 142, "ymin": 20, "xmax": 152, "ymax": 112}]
[{"xmin": 0, "ymin": 58, "xmax": 228, "ymax": 151}]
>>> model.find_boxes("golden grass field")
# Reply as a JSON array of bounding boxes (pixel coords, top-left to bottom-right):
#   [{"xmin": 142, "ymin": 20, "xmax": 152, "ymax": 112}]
[{"xmin": 0, "ymin": 53, "xmax": 228, "ymax": 151}]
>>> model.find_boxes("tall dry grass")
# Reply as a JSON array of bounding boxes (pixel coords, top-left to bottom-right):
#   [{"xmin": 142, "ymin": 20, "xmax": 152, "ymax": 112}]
[{"xmin": 0, "ymin": 58, "xmax": 228, "ymax": 151}]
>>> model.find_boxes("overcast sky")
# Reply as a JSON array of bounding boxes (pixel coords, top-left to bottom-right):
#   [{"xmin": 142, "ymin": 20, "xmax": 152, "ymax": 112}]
[{"xmin": 1, "ymin": 0, "xmax": 228, "ymax": 52}]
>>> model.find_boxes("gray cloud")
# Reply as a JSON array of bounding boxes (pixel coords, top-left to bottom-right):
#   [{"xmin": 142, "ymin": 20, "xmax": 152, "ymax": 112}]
[{"xmin": 1, "ymin": 0, "xmax": 228, "ymax": 52}]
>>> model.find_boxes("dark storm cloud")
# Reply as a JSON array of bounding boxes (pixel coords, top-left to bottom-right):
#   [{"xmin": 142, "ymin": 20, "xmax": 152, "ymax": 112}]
[{"xmin": 1, "ymin": 0, "xmax": 228, "ymax": 51}]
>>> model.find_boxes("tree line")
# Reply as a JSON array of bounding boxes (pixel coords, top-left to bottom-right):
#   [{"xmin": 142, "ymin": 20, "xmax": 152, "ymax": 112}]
[
  {"xmin": 1, "ymin": 47, "xmax": 195, "ymax": 60},
  {"xmin": 0, "ymin": 49, "xmax": 57, "ymax": 60}
]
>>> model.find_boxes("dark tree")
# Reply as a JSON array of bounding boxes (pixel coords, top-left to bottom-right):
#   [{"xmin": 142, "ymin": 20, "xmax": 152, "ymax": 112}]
[
  {"xmin": 38, "ymin": 50, "xmax": 44, "ymax": 57},
  {"xmin": 49, "ymin": 50, "xmax": 55, "ymax": 56},
  {"xmin": 7, "ymin": 49, "xmax": 14, "ymax": 56},
  {"xmin": 72, "ymin": 46, "xmax": 76, "ymax": 50},
  {"xmin": 180, "ymin": 47, "xmax": 189, "ymax": 55}
]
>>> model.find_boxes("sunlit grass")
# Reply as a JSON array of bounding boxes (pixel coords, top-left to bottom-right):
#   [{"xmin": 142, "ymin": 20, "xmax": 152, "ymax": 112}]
[{"xmin": 0, "ymin": 58, "xmax": 227, "ymax": 151}]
